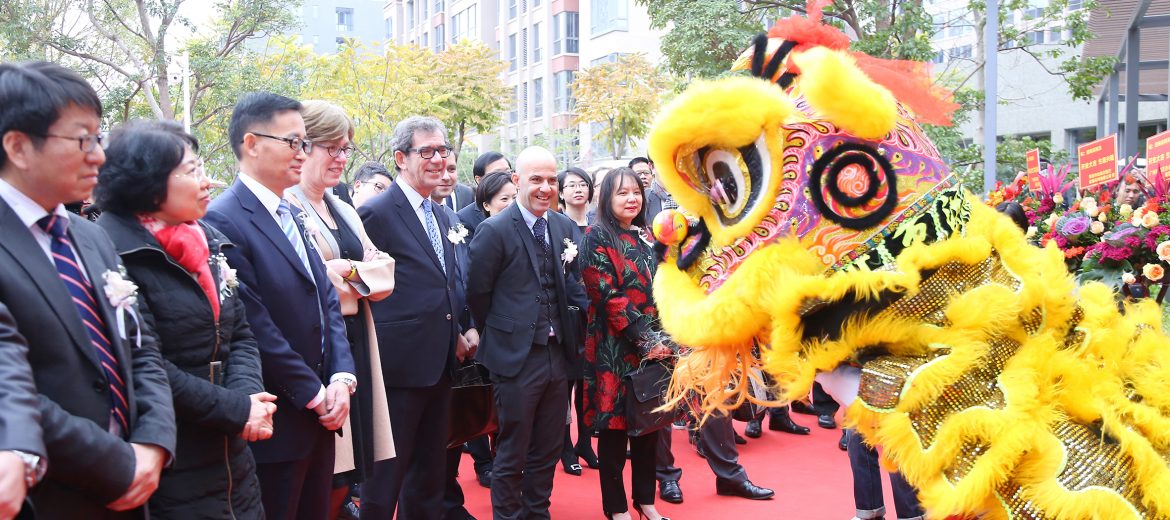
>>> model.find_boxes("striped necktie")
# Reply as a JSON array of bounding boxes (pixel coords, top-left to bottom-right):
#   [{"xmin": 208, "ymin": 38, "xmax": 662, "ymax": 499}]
[
  {"xmin": 421, "ymin": 199, "xmax": 447, "ymax": 272},
  {"xmin": 276, "ymin": 199, "xmax": 315, "ymax": 278},
  {"xmin": 37, "ymin": 214, "xmax": 130, "ymax": 437}
]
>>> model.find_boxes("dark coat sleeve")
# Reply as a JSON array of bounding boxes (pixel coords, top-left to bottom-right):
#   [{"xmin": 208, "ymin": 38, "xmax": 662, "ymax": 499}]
[
  {"xmin": 467, "ymin": 218, "xmax": 504, "ymax": 332},
  {"xmin": 204, "ymin": 209, "xmax": 324, "ymax": 408},
  {"xmin": 0, "ymin": 302, "xmax": 44, "ymax": 457}
]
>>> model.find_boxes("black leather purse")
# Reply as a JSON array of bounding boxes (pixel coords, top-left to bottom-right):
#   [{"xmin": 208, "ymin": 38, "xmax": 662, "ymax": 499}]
[
  {"xmin": 447, "ymin": 361, "xmax": 498, "ymax": 449},
  {"xmin": 623, "ymin": 360, "xmax": 676, "ymax": 437}
]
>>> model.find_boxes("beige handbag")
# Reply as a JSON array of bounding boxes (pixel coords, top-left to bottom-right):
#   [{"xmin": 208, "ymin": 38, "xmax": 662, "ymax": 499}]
[{"xmin": 327, "ymin": 254, "xmax": 395, "ymax": 316}]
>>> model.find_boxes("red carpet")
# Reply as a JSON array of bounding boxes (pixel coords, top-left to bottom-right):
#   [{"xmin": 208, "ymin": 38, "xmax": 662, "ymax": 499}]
[{"xmin": 458, "ymin": 420, "xmax": 900, "ymax": 519}]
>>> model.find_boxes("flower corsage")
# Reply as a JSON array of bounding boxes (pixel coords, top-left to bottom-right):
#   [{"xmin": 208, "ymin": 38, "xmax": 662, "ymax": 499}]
[
  {"xmin": 447, "ymin": 223, "xmax": 469, "ymax": 245},
  {"xmin": 102, "ymin": 267, "xmax": 142, "ymax": 347}
]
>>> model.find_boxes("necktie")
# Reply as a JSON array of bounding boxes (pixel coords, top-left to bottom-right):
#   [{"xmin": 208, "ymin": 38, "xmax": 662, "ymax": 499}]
[
  {"xmin": 276, "ymin": 199, "xmax": 315, "ymax": 279},
  {"xmin": 421, "ymin": 199, "xmax": 447, "ymax": 272},
  {"xmin": 532, "ymin": 217, "xmax": 550, "ymax": 256},
  {"xmin": 37, "ymin": 214, "xmax": 130, "ymax": 437}
]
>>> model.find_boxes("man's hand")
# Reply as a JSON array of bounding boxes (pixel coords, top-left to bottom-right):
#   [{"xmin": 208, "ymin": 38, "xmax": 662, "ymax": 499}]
[
  {"xmin": 464, "ymin": 328, "xmax": 480, "ymax": 359},
  {"xmin": 107, "ymin": 443, "xmax": 166, "ymax": 511},
  {"xmin": 240, "ymin": 392, "xmax": 278, "ymax": 442},
  {"xmin": 455, "ymin": 333, "xmax": 471, "ymax": 363},
  {"xmin": 0, "ymin": 451, "xmax": 27, "ymax": 520},
  {"xmin": 318, "ymin": 381, "xmax": 350, "ymax": 431}
]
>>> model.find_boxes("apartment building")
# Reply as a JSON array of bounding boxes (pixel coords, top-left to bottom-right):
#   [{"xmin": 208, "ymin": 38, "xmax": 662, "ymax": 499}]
[{"xmin": 299, "ymin": 1, "xmax": 388, "ymax": 53}]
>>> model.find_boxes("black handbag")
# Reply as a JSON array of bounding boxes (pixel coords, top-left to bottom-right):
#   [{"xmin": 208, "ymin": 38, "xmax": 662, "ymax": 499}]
[
  {"xmin": 623, "ymin": 360, "xmax": 676, "ymax": 437},
  {"xmin": 447, "ymin": 361, "xmax": 498, "ymax": 449}
]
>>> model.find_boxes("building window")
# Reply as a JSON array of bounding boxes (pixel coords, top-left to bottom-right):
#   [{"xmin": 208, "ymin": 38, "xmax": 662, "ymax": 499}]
[
  {"xmin": 435, "ymin": 0, "xmax": 444, "ymax": 13},
  {"xmin": 422, "ymin": 32, "xmax": 429, "ymax": 49},
  {"xmin": 1026, "ymin": 30, "xmax": 1043, "ymax": 44},
  {"xmin": 337, "ymin": 7, "xmax": 354, "ymax": 33},
  {"xmin": 435, "ymin": 24, "xmax": 445, "ymax": 51},
  {"xmin": 948, "ymin": 44, "xmax": 972, "ymax": 60},
  {"xmin": 510, "ymin": 86, "xmax": 519, "ymax": 123},
  {"xmin": 1048, "ymin": 27, "xmax": 1064, "ymax": 43},
  {"xmin": 590, "ymin": 52, "xmax": 621, "ymax": 67},
  {"xmin": 508, "ymin": 34, "xmax": 517, "ymax": 71},
  {"xmin": 450, "ymin": 12, "xmax": 460, "ymax": 43},
  {"xmin": 509, "ymin": 0, "xmax": 517, "ymax": 19},
  {"xmin": 407, "ymin": 0, "xmax": 415, "ymax": 27},
  {"xmin": 553, "ymin": 70, "xmax": 574, "ymax": 113},
  {"xmin": 1067, "ymin": 0, "xmax": 1082, "ymax": 10},
  {"xmin": 931, "ymin": 50, "xmax": 945, "ymax": 64},
  {"xmin": 533, "ymin": 77, "xmax": 543, "ymax": 117},
  {"xmin": 521, "ymin": 81, "xmax": 528, "ymax": 119},
  {"xmin": 532, "ymin": 0, "xmax": 540, "ymax": 7},
  {"xmin": 385, "ymin": 18, "xmax": 394, "ymax": 40},
  {"xmin": 521, "ymin": 28, "xmax": 528, "ymax": 66},
  {"xmin": 532, "ymin": 22, "xmax": 542, "ymax": 62},
  {"xmin": 553, "ymin": 12, "xmax": 579, "ymax": 55},
  {"xmin": 590, "ymin": 0, "xmax": 628, "ymax": 35}
]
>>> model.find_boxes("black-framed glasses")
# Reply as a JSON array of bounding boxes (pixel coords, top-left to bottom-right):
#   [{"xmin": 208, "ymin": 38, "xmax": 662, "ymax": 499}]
[
  {"xmin": 321, "ymin": 144, "xmax": 356, "ymax": 158},
  {"xmin": 40, "ymin": 133, "xmax": 104, "ymax": 153},
  {"xmin": 407, "ymin": 146, "xmax": 452, "ymax": 159},
  {"xmin": 175, "ymin": 157, "xmax": 207, "ymax": 180},
  {"xmin": 250, "ymin": 132, "xmax": 313, "ymax": 154},
  {"xmin": 371, "ymin": 181, "xmax": 388, "ymax": 193}
]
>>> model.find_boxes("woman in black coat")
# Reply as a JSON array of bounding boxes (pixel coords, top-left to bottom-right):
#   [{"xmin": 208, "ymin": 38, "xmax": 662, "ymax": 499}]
[{"xmin": 95, "ymin": 120, "xmax": 273, "ymax": 519}]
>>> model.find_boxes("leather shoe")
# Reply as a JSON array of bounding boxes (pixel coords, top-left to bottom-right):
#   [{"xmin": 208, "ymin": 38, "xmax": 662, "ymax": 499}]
[
  {"xmin": 817, "ymin": 414, "xmax": 837, "ymax": 429},
  {"xmin": 476, "ymin": 469, "xmax": 492, "ymax": 488},
  {"xmin": 790, "ymin": 400, "xmax": 818, "ymax": 415},
  {"xmin": 733, "ymin": 431, "xmax": 747, "ymax": 445},
  {"xmin": 659, "ymin": 480, "xmax": 683, "ymax": 504},
  {"xmin": 838, "ymin": 430, "xmax": 848, "ymax": 451},
  {"xmin": 744, "ymin": 418, "xmax": 762, "ymax": 438},
  {"xmin": 769, "ymin": 414, "xmax": 810, "ymax": 435},
  {"xmin": 715, "ymin": 478, "xmax": 774, "ymax": 500},
  {"xmin": 575, "ymin": 445, "xmax": 600, "ymax": 469}
]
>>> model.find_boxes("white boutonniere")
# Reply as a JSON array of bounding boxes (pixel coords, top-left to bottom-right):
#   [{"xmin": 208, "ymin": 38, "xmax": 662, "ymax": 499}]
[
  {"xmin": 561, "ymin": 238, "xmax": 578, "ymax": 269},
  {"xmin": 447, "ymin": 223, "xmax": 469, "ymax": 244},
  {"xmin": 102, "ymin": 268, "xmax": 142, "ymax": 347},
  {"xmin": 213, "ymin": 253, "xmax": 239, "ymax": 300},
  {"xmin": 295, "ymin": 212, "xmax": 321, "ymax": 248}
]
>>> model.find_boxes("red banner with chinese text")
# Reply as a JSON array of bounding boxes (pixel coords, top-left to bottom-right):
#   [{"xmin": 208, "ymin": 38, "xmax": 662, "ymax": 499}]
[{"xmin": 1078, "ymin": 135, "xmax": 1118, "ymax": 190}]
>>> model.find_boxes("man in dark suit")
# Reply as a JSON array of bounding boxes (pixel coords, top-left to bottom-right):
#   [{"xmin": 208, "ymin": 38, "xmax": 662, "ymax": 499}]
[
  {"xmin": 630, "ymin": 157, "xmax": 676, "ymax": 225},
  {"xmin": 0, "ymin": 61, "xmax": 176, "ymax": 518},
  {"xmin": 468, "ymin": 146, "xmax": 587, "ymax": 520},
  {"xmin": 358, "ymin": 116, "xmax": 462, "ymax": 520},
  {"xmin": 204, "ymin": 92, "xmax": 355, "ymax": 520},
  {"xmin": 0, "ymin": 302, "xmax": 45, "ymax": 519},
  {"xmin": 442, "ymin": 158, "xmax": 477, "ymax": 212}
]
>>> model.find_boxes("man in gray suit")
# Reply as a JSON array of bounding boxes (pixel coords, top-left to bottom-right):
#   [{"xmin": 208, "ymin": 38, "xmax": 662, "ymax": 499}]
[
  {"xmin": 0, "ymin": 302, "xmax": 45, "ymax": 520},
  {"xmin": 467, "ymin": 146, "xmax": 587, "ymax": 520},
  {"xmin": 0, "ymin": 61, "xmax": 175, "ymax": 519}
]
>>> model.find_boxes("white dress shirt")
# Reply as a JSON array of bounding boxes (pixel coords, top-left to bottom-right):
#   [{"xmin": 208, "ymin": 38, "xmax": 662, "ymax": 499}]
[
  {"xmin": 395, "ymin": 175, "xmax": 433, "ymax": 231},
  {"xmin": 0, "ymin": 178, "xmax": 89, "ymax": 281}
]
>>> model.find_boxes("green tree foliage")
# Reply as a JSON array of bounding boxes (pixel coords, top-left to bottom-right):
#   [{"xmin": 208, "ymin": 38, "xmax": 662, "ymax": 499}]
[{"xmin": 571, "ymin": 53, "xmax": 668, "ymax": 160}]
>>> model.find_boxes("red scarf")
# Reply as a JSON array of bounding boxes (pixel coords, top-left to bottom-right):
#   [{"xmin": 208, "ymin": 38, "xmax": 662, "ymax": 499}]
[{"xmin": 141, "ymin": 216, "xmax": 220, "ymax": 320}]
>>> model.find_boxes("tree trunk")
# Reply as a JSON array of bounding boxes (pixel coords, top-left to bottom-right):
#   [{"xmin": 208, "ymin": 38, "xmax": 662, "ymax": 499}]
[
  {"xmin": 972, "ymin": 12, "xmax": 987, "ymax": 148},
  {"xmin": 453, "ymin": 120, "xmax": 467, "ymax": 162}
]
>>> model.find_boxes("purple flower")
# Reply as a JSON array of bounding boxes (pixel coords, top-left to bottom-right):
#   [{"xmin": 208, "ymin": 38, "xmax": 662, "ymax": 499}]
[{"xmin": 1060, "ymin": 216, "xmax": 1091, "ymax": 237}]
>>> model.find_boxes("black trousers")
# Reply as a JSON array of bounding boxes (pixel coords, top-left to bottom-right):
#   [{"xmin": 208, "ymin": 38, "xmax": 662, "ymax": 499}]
[
  {"xmin": 656, "ymin": 414, "xmax": 747, "ymax": 483},
  {"xmin": 255, "ymin": 427, "xmax": 335, "ymax": 520},
  {"xmin": 442, "ymin": 444, "xmax": 474, "ymax": 520},
  {"xmin": 490, "ymin": 340, "xmax": 568, "ymax": 520},
  {"xmin": 598, "ymin": 429, "xmax": 657, "ymax": 514},
  {"xmin": 360, "ymin": 376, "xmax": 452, "ymax": 520}
]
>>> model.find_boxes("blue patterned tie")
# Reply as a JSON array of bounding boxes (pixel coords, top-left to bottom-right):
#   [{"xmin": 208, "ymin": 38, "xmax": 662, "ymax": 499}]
[
  {"xmin": 532, "ymin": 216, "xmax": 550, "ymax": 256},
  {"xmin": 276, "ymin": 199, "xmax": 315, "ymax": 279},
  {"xmin": 421, "ymin": 199, "xmax": 447, "ymax": 272},
  {"xmin": 37, "ymin": 214, "xmax": 130, "ymax": 437}
]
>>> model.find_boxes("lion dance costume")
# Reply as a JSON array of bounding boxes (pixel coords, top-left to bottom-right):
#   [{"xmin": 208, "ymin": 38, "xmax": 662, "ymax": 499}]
[{"xmin": 648, "ymin": 3, "xmax": 1170, "ymax": 518}]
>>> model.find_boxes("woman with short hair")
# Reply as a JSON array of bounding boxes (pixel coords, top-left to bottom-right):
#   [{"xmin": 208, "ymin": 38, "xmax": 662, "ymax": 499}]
[{"xmin": 95, "ymin": 120, "xmax": 271, "ymax": 519}]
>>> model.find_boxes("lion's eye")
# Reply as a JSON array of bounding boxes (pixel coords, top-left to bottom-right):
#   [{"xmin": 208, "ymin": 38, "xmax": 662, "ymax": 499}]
[{"xmin": 688, "ymin": 134, "xmax": 769, "ymax": 225}]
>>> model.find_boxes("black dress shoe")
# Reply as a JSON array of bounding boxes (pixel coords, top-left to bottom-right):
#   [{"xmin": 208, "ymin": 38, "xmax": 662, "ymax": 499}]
[
  {"xmin": 659, "ymin": 480, "xmax": 683, "ymax": 504},
  {"xmin": 817, "ymin": 414, "xmax": 837, "ymax": 429},
  {"xmin": 769, "ymin": 414, "xmax": 810, "ymax": 435},
  {"xmin": 790, "ymin": 400, "xmax": 818, "ymax": 415},
  {"xmin": 744, "ymin": 418, "xmax": 762, "ymax": 438},
  {"xmin": 715, "ymin": 478, "xmax": 774, "ymax": 500},
  {"xmin": 476, "ymin": 469, "xmax": 492, "ymax": 488},
  {"xmin": 561, "ymin": 454, "xmax": 583, "ymax": 476},
  {"xmin": 839, "ymin": 430, "xmax": 848, "ymax": 451},
  {"xmin": 733, "ymin": 430, "xmax": 747, "ymax": 445},
  {"xmin": 576, "ymin": 445, "xmax": 600, "ymax": 469}
]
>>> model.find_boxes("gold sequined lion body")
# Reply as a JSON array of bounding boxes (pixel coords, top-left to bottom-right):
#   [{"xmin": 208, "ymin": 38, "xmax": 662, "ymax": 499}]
[{"xmin": 646, "ymin": 8, "xmax": 1170, "ymax": 520}]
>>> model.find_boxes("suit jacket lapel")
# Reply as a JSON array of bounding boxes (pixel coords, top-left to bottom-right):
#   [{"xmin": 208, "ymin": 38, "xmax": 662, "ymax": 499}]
[
  {"xmin": 233, "ymin": 181, "xmax": 314, "ymax": 284},
  {"xmin": 547, "ymin": 217, "xmax": 571, "ymax": 309},
  {"xmin": 391, "ymin": 184, "xmax": 445, "ymax": 274},
  {"xmin": 0, "ymin": 200, "xmax": 102, "ymax": 370}
]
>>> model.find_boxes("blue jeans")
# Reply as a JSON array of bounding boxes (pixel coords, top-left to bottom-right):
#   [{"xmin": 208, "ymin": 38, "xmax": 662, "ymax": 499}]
[{"xmin": 846, "ymin": 429, "xmax": 924, "ymax": 520}]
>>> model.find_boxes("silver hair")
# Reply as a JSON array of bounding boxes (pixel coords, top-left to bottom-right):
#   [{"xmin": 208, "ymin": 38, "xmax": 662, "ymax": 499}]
[{"xmin": 389, "ymin": 116, "xmax": 449, "ymax": 170}]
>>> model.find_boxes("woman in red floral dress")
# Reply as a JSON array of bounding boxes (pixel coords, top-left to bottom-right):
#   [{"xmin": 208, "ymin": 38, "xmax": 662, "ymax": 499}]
[{"xmin": 582, "ymin": 167, "xmax": 674, "ymax": 520}]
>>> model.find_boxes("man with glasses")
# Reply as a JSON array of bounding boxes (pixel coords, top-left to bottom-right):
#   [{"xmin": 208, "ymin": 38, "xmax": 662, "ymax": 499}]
[
  {"xmin": 205, "ymin": 92, "xmax": 355, "ymax": 520},
  {"xmin": 0, "ymin": 60, "xmax": 176, "ymax": 518},
  {"xmin": 629, "ymin": 157, "xmax": 676, "ymax": 225},
  {"xmin": 358, "ymin": 116, "xmax": 464, "ymax": 520},
  {"xmin": 351, "ymin": 161, "xmax": 393, "ymax": 209}
]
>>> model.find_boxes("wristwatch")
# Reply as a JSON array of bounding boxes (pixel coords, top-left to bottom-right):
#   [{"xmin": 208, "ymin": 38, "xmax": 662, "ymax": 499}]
[
  {"xmin": 10, "ymin": 450, "xmax": 45, "ymax": 488},
  {"xmin": 335, "ymin": 376, "xmax": 358, "ymax": 395}
]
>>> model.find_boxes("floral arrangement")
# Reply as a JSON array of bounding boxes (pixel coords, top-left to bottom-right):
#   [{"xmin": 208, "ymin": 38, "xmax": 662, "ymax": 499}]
[{"xmin": 989, "ymin": 159, "xmax": 1170, "ymax": 301}]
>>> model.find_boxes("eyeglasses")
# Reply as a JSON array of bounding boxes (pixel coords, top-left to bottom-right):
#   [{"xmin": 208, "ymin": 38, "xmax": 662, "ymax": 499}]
[
  {"xmin": 563, "ymin": 182, "xmax": 589, "ymax": 190},
  {"xmin": 371, "ymin": 181, "xmax": 387, "ymax": 193},
  {"xmin": 250, "ymin": 132, "xmax": 313, "ymax": 154},
  {"xmin": 40, "ymin": 133, "xmax": 104, "ymax": 153},
  {"xmin": 321, "ymin": 144, "xmax": 356, "ymax": 158},
  {"xmin": 175, "ymin": 158, "xmax": 207, "ymax": 180},
  {"xmin": 407, "ymin": 146, "xmax": 452, "ymax": 159}
]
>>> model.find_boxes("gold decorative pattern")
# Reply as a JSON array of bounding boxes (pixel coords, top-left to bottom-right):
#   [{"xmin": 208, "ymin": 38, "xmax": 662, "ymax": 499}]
[{"xmin": 859, "ymin": 356, "xmax": 933, "ymax": 411}]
